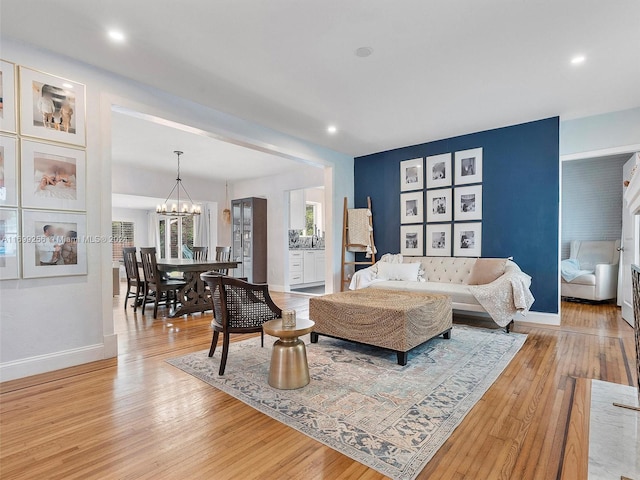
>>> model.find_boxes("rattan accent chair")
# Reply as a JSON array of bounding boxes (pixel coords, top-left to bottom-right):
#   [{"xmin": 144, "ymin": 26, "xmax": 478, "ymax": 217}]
[
  {"xmin": 140, "ymin": 247, "xmax": 186, "ymax": 319},
  {"xmin": 201, "ymin": 273, "xmax": 282, "ymax": 375},
  {"xmin": 122, "ymin": 247, "xmax": 146, "ymax": 311}
]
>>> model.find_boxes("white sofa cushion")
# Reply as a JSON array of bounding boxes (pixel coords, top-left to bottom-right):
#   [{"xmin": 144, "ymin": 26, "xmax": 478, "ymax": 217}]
[
  {"xmin": 564, "ymin": 273, "xmax": 596, "ymax": 286},
  {"xmin": 377, "ymin": 262, "xmax": 421, "ymax": 281},
  {"xmin": 370, "ymin": 280, "xmax": 480, "ymax": 306},
  {"xmin": 405, "ymin": 257, "xmax": 476, "ymax": 284}
]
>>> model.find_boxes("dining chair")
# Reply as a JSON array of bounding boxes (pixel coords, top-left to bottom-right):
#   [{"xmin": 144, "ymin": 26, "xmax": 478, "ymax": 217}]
[
  {"xmin": 192, "ymin": 246, "xmax": 208, "ymax": 261},
  {"xmin": 213, "ymin": 246, "xmax": 232, "ymax": 275},
  {"xmin": 140, "ymin": 247, "xmax": 187, "ymax": 319},
  {"xmin": 122, "ymin": 247, "xmax": 146, "ymax": 312},
  {"xmin": 201, "ymin": 273, "xmax": 282, "ymax": 375}
]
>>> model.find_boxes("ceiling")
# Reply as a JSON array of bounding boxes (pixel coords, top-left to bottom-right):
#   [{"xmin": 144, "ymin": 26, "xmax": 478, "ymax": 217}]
[{"xmin": 2, "ymin": 1, "xmax": 639, "ymax": 157}]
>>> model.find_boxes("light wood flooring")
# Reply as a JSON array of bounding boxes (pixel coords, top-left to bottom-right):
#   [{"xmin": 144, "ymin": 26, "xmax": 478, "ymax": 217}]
[{"xmin": 0, "ymin": 289, "xmax": 636, "ymax": 479}]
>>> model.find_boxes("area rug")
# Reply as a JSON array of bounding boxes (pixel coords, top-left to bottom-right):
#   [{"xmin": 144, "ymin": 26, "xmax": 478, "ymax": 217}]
[{"xmin": 167, "ymin": 325, "xmax": 527, "ymax": 480}]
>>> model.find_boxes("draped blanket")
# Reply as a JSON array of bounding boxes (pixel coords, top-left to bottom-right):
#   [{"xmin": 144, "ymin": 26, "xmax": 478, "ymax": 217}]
[
  {"xmin": 468, "ymin": 271, "xmax": 535, "ymax": 327},
  {"xmin": 560, "ymin": 258, "xmax": 593, "ymax": 282},
  {"xmin": 347, "ymin": 208, "xmax": 377, "ymax": 258}
]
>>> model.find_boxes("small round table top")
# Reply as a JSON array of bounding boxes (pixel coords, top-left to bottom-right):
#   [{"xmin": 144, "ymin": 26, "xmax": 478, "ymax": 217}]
[{"xmin": 263, "ymin": 318, "xmax": 315, "ymax": 338}]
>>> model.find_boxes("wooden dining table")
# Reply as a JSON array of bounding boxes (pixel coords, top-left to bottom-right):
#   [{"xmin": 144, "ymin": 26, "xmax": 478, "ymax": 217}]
[{"xmin": 156, "ymin": 258, "xmax": 240, "ymax": 318}]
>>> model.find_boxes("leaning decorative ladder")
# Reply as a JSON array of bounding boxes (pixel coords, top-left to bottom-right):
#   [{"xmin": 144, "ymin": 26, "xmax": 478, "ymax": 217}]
[{"xmin": 340, "ymin": 196, "xmax": 377, "ymax": 291}]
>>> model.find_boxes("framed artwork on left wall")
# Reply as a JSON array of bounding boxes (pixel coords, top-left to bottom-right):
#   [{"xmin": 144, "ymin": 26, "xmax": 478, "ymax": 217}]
[
  {"xmin": 0, "ymin": 60, "xmax": 17, "ymax": 133},
  {"xmin": 0, "ymin": 208, "xmax": 20, "ymax": 280},
  {"xmin": 0, "ymin": 135, "xmax": 18, "ymax": 206}
]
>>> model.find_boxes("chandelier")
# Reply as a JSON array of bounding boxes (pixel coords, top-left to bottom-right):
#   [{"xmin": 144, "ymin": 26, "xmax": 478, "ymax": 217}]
[{"xmin": 156, "ymin": 150, "xmax": 201, "ymax": 216}]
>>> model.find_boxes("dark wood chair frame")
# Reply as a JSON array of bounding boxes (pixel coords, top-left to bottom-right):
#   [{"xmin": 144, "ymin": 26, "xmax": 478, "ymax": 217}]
[
  {"xmin": 192, "ymin": 246, "xmax": 208, "ymax": 261},
  {"xmin": 122, "ymin": 247, "xmax": 146, "ymax": 312},
  {"xmin": 212, "ymin": 246, "xmax": 232, "ymax": 275},
  {"xmin": 140, "ymin": 247, "xmax": 187, "ymax": 319},
  {"xmin": 201, "ymin": 274, "xmax": 282, "ymax": 375}
]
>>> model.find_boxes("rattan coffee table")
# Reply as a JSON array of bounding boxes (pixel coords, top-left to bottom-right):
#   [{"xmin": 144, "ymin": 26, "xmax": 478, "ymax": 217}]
[{"xmin": 262, "ymin": 318, "xmax": 315, "ymax": 389}]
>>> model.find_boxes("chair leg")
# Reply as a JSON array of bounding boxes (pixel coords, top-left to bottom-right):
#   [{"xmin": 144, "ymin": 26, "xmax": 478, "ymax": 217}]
[
  {"xmin": 153, "ymin": 290, "xmax": 159, "ymax": 319},
  {"xmin": 219, "ymin": 333, "xmax": 230, "ymax": 375},
  {"xmin": 133, "ymin": 284, "xmax": 140, "ymax": 312},
  {"xmin": 141, "ymin": 285, "xmax": 148, "ymax": 312},
  {"xmin": 124, "ymin": 282, "xmax": 131, "ymax": 310},
  {"xmin": 261, "ymin": 330, "xmax": 264, "ymax": 348},
  {"xmin": 209, "ymin": 330, "xmax": 220, "ymax": 357}
]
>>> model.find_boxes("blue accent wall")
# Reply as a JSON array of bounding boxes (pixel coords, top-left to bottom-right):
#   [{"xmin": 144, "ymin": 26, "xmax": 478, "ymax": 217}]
[{"xmin": 354, "ymin": 117, "xmax": 560, "ymax": 313}]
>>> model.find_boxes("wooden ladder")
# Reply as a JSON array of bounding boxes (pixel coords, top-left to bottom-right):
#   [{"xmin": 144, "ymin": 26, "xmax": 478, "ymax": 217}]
[{"xmin": 340, "ymin": 196, "xmax": 376, "ymax": 291}]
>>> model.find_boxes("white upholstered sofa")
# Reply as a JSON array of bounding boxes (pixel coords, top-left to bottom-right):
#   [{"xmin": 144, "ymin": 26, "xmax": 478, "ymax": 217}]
[
  {"xmin": 560, "ymin": 240, "xmax": 620, "ymax": 301},
  {"xmin": 350, "ymin": 255, "xmax": 534, "ymax": 329}
]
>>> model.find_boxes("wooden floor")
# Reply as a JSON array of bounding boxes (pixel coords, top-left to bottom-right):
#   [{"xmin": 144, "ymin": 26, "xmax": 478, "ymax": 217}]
[{"xmin": 0, "ymin": 290, "xmax": 636, "ymax": 479}]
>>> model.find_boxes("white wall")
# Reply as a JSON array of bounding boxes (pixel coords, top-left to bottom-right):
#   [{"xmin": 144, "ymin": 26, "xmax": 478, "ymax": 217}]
[
  {"xmin": 111, "ymin": 207, "xmax": 151, "ymax": 247},
  {"xmin": 0, "ymin": 38, "xmax": 354, "ymax": 381}
]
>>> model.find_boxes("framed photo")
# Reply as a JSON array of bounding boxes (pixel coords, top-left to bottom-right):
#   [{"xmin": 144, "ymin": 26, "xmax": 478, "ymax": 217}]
[
  {"xmin": 0, "ymin": 208, "xmax": 20, "ymax": 280},
  {"xmin": 454, "ymin": 147, "xmax": 483, "ymax": 185},
  {"xmin": 400, "ymin": 224, "xmax": 423, "ymax": 256},
  {"xmin": 0, "ymin": 135, "xmax": 18, "ymax": 206},
  {"xmin": 0, "ymin": 60, "xmax": 17, "ymax": 133},
  {"xmin": 19, "ymin": 66, "xmax": 86, "ymax": 146},
  {"xmin": 454, "ymin": 185, "xmax": 482, "ymax": 221},
  {"xmin": 21, "ymin": 139, "xmax": 86, "ymax": 211},
  {"xmin": 426, "ymin": 224, "xmax": 451, "ymax": 257},
  {"xmin": 400, "ymin": 158, "xmax": 424, "ymax": 191},
  {"xmin": 400, "ymin": 191, "xmax": 423, "ymax": 224},
  {"xmin": 426, "ymin": 188, "xmax": 452, "ymax": 223},
  {"xmin": 22, "ymin": 209, "xmax": 87, "ymax": 278},
  {"xmin": 453, "ymin": 222, "xmax": 482, "ymax": 257},
  {"xmin": 426, "ymin": 153, "xmax": 451, "ymax": 189}
]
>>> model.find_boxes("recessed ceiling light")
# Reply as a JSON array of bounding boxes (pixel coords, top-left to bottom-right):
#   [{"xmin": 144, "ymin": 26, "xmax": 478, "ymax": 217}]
[
  {"xmin": 355, "ymin": 47, "xmax": 373, "ymax": 58},
  {"xmin": 571, "ymin": 55, "xmax": 586, "ymax": 65},
  {"xmin": 62, "ymin": 83, "xmax": 73, "ymax": 89},
  {"xmin": 108, "ymin": 29, "xmax": 126, "ymax": 43},
  {"xmin": 327, "ymin": 125, "xmax": 337, "ymax": 134}
]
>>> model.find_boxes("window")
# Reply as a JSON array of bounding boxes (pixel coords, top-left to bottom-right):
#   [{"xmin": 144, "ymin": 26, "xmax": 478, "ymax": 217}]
[
  {"xmin": 112, "ymin": 221, "xmax": 134, "ymax": 261},
  {"xmin": 157, "ymin": 216, "xmax": 196, "ymax": 259},
  {"xmin": 304, "ymin": 202, "xmax": 322, "ymax": 237}
]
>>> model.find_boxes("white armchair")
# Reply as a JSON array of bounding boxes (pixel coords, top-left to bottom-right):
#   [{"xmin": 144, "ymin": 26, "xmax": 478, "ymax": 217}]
[{"xmin": 561, "ymin": 240, "xmax": 620, "ymax": 301}]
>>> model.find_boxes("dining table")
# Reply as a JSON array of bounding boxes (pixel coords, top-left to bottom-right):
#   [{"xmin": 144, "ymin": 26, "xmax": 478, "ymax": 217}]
[{"xmin": 156, "ymin": 258, "xmax": 240, "ymax": 318}]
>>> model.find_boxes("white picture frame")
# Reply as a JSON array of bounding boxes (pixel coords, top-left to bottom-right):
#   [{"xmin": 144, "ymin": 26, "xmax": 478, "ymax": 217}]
[
  {"xmin": 454, "ymin": 185, "xmax": 482, "ymax": 221},
  {"xmin": 454, "ymin": 147, "xmax": 483, "ymax": 185},
  {"xmin": 400, "ymin": 158, "xmax": 424, "ymax": 191},
  {"xmin": 400, "ymin": 224, "xmax": 423, "ymax": 256},
  {"xmin": 22, "ymin": 209, "xmax": 87, "ymax": 278},
  {"xmin": 0, "ymin": 135, "xmax": 18, "ymax": 206},
  {"xmin": 19, "ymin": 66, "xmax": 86, "ymax": 147},
  {"xmin": 453, "ymin": 222, "xmax": 482, "ymax": 257},
  {"xmin": 21, "ymin": 139, "xmax": 86, "ymax": 211},
  {"xmin": 426, "ymin": 224, "xmax": 451, "ymax": 257},
  {"xmin": 426, "ymin": 153, "xmax": 452, "ymax": 189},
  {"xmin": 426, "ymin": 188, "xmax": 452, "ymax": 223},
  {"xmin": 0, "ymin": 208, "xmax": 20, "ymax": 280},
  {"xmin": 400, "ymin": 191, "xmax": 423, "ymax": 224},
  {"xmin": 0, "ymin": 60, "xmax": 17, "ymax": 133}
]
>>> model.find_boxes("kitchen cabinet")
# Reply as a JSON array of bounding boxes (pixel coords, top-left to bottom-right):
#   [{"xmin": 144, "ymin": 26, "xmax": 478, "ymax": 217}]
[{"xmin": 290, "ymin": 249, "xmax": 325, "ymax": 286}]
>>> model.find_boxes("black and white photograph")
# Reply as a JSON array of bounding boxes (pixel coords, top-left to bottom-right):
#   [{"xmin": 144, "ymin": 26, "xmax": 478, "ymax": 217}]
[
  {"xmin": 426, "ymin": 153, "xmax": 451, "ymax": 189},
  {"xmin": 0, "ymin": 60, "xmax": 17, "ymax": 133},
  {"xmin": 453, "ymin": 222, "xmax": 482, "ymax": 257},
  {"xmin": 454, "ymin": 147, "xmax": 483, "ymax": 185},
  {"xmin": 21, "ymin": 140, "xmax": 86, "ymax": 211},
  {"xmin": 400, "ymin": 191, "xmax": 423, "ymax": 224},
  {"xmin": 425, "ymin": 188, "xmax": 452, "ymax": 222},
  {"xmin": 400, "ymin": 224, "xmax": 423, "ymax": 256},
  {"xmin": 454, "ymin": 185, "xmax": 482, "ymax": 221},
  {"xmin": 426, "ymin": 224, "xmax": 451, "ymax": 256},
  {"xmin": 0, "ymin": 208, "xmax": 19, "ymax": 279},
  {"xmin": 0, "ymin": 135, "xmax": 18, "ymax": 206},
  {"xmin": 19, "ymin": 66, "xmax": 86, "ymax": 146},
  {"xmin": 22, "ymin": 210, "xmax": 87, "ymax": 278},
  {"xmin": 400, "ymin": 158, "xmax": 424, "ymax": 191}
]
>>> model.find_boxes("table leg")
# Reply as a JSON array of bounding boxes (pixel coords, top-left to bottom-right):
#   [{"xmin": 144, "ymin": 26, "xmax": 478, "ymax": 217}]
[{"xmin": 169, "ymin": 271, "xmax": 213, "ymax": 317}]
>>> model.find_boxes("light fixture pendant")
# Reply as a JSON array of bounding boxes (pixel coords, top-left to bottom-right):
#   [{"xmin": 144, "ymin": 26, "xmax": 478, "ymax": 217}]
[{"xmin": 156, "ymin": 150, "xmax": 201, "ymax": 217}]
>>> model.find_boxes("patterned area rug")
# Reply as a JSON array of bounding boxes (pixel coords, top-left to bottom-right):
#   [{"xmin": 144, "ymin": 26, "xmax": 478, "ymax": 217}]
[{"xmin": 167, "ymin": 325, "xmax": 527, "ymax": 480}]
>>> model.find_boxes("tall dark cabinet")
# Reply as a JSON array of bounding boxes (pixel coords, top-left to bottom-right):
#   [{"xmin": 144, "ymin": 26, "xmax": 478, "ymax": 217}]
[{"xmin": 231, "ymin": 197, "xmax": 267, "ymax": 283}]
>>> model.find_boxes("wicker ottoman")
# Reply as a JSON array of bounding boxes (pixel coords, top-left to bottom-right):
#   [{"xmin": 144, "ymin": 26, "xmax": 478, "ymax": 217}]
[{"xmin": 309, "ymin": 289, "xmax": 452, "ymax": 365}]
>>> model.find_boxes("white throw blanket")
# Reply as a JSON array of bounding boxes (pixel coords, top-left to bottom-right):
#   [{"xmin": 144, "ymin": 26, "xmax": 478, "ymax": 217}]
[
  {"xmin": 468, "ymin": 271, "xmax": 535, "ymax": 327},
  {"xmin": 347, "ymin": 208, "xmax": 377, "ymax": 258},
  {"xmin": 560, "ymin": 258, "xmax": 593, "ymax": 282},
  {"xmin": 348, "ymin": 253, "xmax": 402, "ymax": 290}
]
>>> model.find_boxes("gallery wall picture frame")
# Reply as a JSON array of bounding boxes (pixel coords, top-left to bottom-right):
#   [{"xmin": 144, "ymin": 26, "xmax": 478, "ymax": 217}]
[
  {"xmin": 21, "ymin": 139, "xmax": 86, "ymax": 212},
  {"xmin": 454, "ymin": 147, "xmax": 483, "ymax": 185},
  {"xmin": 426, "ymin": 224, "xmax": 451, "ymax": 257},
  {"xmin": 454, "ymin": 185, "xmax": 482, "ymax": 221},
  {"xmin": 400, "ymin": 191, "xmax": 424, "ymax": 224},
  {"xmin": 0, "ymin": 135, "xmax": 18, "ymax": 206},
  {"xmin": 19, "ymin": 66, "xmax": 86, "ymax": 147},
  {"xmin": 0, "ymin": 60, "xmax": 18, "ymax": 133},
  {"xmin": 400, "ymin": 224, "xmax": 424, "ymax": 256},
  {"xmin": 400, "ymin": 158, "xmax": 424, "ymax": 191},
  {"xmin": 426, "ymin": 153, "xmax": 452, "ymax": 189},
  {"xmin": 0, "ymin": 208, "xmax": 20, "ymax": 280},
  {"xmin": 426, "ymin": 188, "xmax": 452, "ymax": 223},
  {"xmin": 453, "ymin": 222, "xmax": 482, "ymax": 257},
  {"xmin": 22, "ymin": 209, "xmax": 87, "ymax": 279}
]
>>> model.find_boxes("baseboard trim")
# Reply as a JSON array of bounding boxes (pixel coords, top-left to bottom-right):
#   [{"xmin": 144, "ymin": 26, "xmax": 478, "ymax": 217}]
[
  {"xmin": 515, "ymin": 310, "xmax": 561, "ymax": 326},
  {"xmin": 0, "ymin": 343, "xmax": 110, "ymax": 382}
]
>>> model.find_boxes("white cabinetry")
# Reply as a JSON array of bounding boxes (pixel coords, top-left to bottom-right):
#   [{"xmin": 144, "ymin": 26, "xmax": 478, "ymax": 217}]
[
  {"xmin": 289, "ymin": 249, "xmax": 325, "ymax": 286},
  {"xmin": 304, "ymin": 251, "xmax": 316, "ymax": 283},
  {"xmin": 289, "ymin": 250, "xmax": 303, "ymax": 285},
  {"xmin": 315, "ymin": 252, "xmax": 325, "ymax": 282}
]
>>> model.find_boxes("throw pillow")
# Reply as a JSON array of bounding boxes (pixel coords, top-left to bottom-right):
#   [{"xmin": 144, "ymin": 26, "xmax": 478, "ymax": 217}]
[
  {"xmin": 377, "ymin": 262, "xmax": 421, "ymax": 281},
  {"xmin": 467, "ymin": 258, "xmax": 508, "ymax": 285}
]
